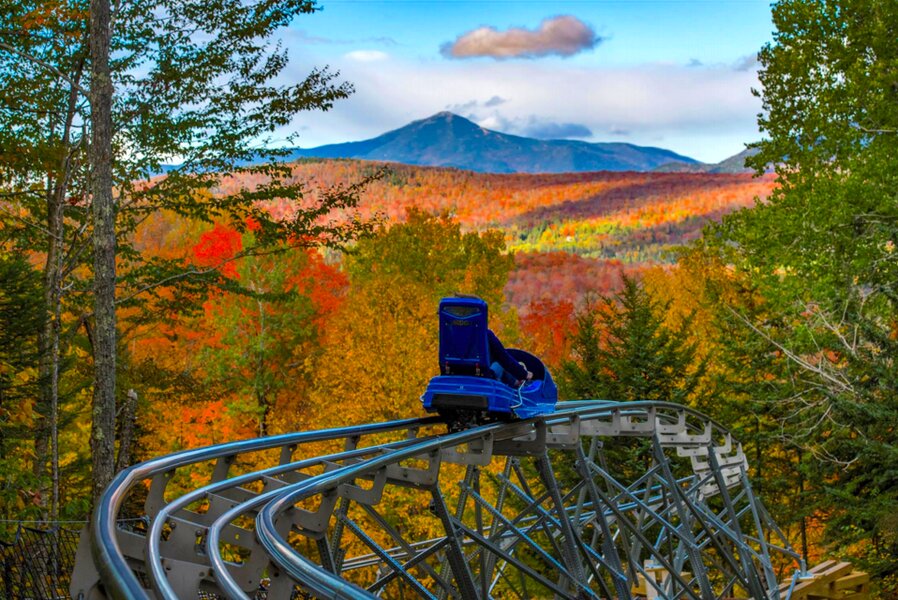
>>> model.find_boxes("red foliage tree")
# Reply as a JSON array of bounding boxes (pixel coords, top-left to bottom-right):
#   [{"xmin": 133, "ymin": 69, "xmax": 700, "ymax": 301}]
[{"xmin": 192, "ymin": 225, "xmax": 243, "ymax": 278}]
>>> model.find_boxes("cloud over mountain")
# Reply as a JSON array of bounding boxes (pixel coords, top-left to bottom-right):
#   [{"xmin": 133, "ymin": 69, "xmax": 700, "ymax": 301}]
[
  {"xmin": 444, "ymin": 96, "xmax": 510, "ymax": 118},
  {"xmin": 291, "ymin": 50, "xmax": 763, "ymax": 162},
  {"xmin": 475, "ymin": 113, "xmax": 593, "ymax": 140},
  {"xmin": 441, "ymin": 16, "xmax": 601, "ymax": 59}
]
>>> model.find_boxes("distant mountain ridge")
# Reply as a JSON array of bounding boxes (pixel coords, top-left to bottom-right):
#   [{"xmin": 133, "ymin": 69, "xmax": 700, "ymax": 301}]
[
  {"xmin": 281, "ymin": 112, "xmax": 699, "ymax": 174},
  {"xmin": 654, "ymin": 147, "xmax": 762, "ymax": 174}
]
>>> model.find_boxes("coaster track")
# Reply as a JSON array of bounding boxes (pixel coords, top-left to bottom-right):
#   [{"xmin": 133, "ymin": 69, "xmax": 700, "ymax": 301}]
[{"xmin": 71, "ymin": 401, "xmax": 803, "ymax": 599}]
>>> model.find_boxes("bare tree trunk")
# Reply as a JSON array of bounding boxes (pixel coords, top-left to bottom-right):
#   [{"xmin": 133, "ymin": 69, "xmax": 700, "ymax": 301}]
[
  {"xmin": 89, "ymin": 0, "xmax": 117, "ymax": 504},
  {"xmin": 115, "ymin": 389, "xmax": 138, "ymax": 472},
  {"xmin": 797, "ymin": 448, "xmax": 809, "ymax": 561},
  {"xmin": 34, "ymin": 186, "xmax": 61, "ymax": 508},
  {"xmin": 48, "ymin": 295, "xmax": 62, "ymax": 520},
  {"xmin": 256, "ymin": 296, "xmax": 267, "ymax": 437},
  {"xmin": 35, "ymin": 170, "xmax": 69, "ymax": 521},
  {"xmin": 35, "ymin": 65, "xmax": 83, "ymax": 519}
]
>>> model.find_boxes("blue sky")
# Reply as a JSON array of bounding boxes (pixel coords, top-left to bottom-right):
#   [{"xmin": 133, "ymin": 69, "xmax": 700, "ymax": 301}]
[{"xmin": 279, "ymin": 1, "xmax": 774, "ymax": 163}]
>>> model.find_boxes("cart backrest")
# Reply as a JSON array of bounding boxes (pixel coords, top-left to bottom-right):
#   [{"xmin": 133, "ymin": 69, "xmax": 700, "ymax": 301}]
[{"xmin": 438, "ymin": 296, "xmax": 490, "ymax": 376}]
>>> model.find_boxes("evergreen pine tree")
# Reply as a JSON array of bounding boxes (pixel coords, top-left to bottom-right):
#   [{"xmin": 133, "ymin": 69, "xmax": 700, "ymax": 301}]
[
  {"xmin": 0, "ymin": 256, "xmax": 45, "ymax": 522},
  {"xmin": 558, "ymin": 276, "xmax": 707, "ymax": 486},
  {"xmin": 561, "ymin": 276, "xmax": 705, "ymax": 404}
]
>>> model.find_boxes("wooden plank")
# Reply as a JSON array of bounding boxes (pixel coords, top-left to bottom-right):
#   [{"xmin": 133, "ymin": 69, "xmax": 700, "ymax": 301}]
[
  {"xmin": 833, "ymin": 572, "xmax": 870, "ymax": 591},
  {"xmin": 780, "ymin": 563, "xmax": 834, "ymax": 594},
  {"xmin": 808, "ymin": 560, "xmax": 838, "ymax": 575},
  {"xmin": 788, "ymin": 576, "xmax": 829, "ymax": 596},
  {"xmin": 631, "ymin": 570, "xmax": 695, "ymax": 597},
  {"xmin": 778, "ymin": 562, "xmax": 870, "ymax": 600},
  {"xmin": 804, "ymin": 569, "xmax": 870, "ymax": 600},
  {"xmin": 817, "ymin": 562, "xmax": 854, "ymax": 581},
  {"xmin": 792, "ymin": 562, "xmax": 855, "ymax": 598}
]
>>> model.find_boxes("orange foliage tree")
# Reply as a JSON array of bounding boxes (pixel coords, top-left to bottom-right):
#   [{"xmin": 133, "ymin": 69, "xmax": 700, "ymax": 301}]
[
  {"xmin": 134, "ymin": 221, "xmax": 347, "ymax": 458},
  {"xmin": 303, "ymin": 211, "xmax": 516, "ymax": 429}
]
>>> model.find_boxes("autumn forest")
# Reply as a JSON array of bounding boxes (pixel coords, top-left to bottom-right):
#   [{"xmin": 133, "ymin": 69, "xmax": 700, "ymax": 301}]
[{"xmin": 2, "ymin": 0, "xmax": 898, "ymax": 597}]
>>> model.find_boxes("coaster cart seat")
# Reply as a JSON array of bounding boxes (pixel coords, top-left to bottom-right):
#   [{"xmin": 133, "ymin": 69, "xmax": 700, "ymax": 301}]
[{"xmin": 421, "ymin": 296, "xmax": 558, "ymax": 426}]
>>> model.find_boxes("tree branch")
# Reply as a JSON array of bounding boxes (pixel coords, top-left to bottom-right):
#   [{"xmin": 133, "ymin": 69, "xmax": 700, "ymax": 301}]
[
  {"xmin": 0, "ymin": 42, "xmax": 89, "ymax": 97},
  {"xmin": 726, "ymin": 306, "xmax": 856, "ymax": 395},
  {"xmin": 0, "ymin": 203, "xmax": 62, "ymax": 240},
  {"xmin": 113, "ymin": 243, "xmax": 295, "ymax": 307}
]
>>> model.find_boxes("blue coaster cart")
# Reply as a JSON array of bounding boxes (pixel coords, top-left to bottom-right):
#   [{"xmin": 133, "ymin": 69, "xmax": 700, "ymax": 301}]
[{"xmin": 421, "ymin": 296, "xmax": 558, "ymax": 425}]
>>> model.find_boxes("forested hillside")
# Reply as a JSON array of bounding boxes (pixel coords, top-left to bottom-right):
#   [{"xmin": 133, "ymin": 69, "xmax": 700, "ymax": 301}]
[
  {"xmin": 0, "ymin": 155, "xmax": 773, "ymax": 529},
  {"xmin": 240, "ymin": 160, "xmax": 774, "ymax": 308},
  {"xmin": 2, "ymin": 0, "xmax": 896, "ymax": 596}
]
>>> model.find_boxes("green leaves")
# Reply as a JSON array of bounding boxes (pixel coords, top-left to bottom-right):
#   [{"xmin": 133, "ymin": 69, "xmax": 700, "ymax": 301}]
[
  {"xmin": 704, "ymin": 0, "xmax": 898, "ymax": 577},
  {"xmin": 198, "ymin": 241, "xmax": 317, "ymax": 437},
  {"xmin": 0, "ymin": 0, "xmax": 372, "ymax": 515},
  {"xmin": 347, "ymin": 209, "xmax": 513, "ymax": 310},
  {"xmin": 751, "ymin": 0, "xmax": 898, "ymax": 176},
  {"xmin": 560, "ymin": 276, "xmax": 706, "ymax": 405},
  {"xmin": 1, "ymin": 0, "xmax": 371, "ymax": 303},
  {"xmin": 0, "ymin": 256, "xmax": 45, "ymax": 521}
]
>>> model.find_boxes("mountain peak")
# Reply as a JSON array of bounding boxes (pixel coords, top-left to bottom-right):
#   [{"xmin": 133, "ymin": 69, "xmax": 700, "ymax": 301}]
[
  {"xmin": 414, "ymin": 111, "xmax": 480, "ymax": 130},
  {"xmin": 286, "ymin": 114, "xmax": 699, "ymax": 173}
]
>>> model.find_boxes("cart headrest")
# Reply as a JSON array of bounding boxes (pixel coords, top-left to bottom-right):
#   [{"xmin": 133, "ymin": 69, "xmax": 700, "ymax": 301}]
[{"xmin": 438, "ymin": 296, "xmax": 489, "ymax": 375}]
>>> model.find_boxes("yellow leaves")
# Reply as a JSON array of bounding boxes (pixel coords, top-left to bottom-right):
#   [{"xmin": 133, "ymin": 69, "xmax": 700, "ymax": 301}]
[
  {"xmin": 303, "ymin": 216, "xmax": 518, "ymax": 431},
  {"xmin": 0, "ymin": 363, "xmax": 37, "ymax": 426},
  {"xmin": 303, "ymin": 279, "xmax": 438, "ymax": 429},
  {"xmin": 14, "ymin": 366, "xmax": 37, "ymax": 385},
  {"xmin": 5, "ymin": 397, "xmax": 35, "ymax": 426}
]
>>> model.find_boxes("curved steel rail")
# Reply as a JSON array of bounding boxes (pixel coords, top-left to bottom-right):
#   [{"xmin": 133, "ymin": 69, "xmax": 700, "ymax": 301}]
[
  {"xmin": 71, "ymin": 402, "xmax": 803, "ymax": 600},
  {"xmin": 71, "ymin": 417, "xmax": 442, "ymax": 599}
]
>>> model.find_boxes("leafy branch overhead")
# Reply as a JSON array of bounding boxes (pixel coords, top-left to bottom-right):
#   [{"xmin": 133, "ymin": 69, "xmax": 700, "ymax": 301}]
[
  {"xmin": 710, "ymin": 0, "xmax": 898, "ymax": 576},
  {"xmin": 0, "ymin": 0, "xmax": 376, "ymax": 510}
]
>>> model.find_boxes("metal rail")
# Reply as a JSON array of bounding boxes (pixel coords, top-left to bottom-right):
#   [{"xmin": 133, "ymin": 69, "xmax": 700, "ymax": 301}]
[
  {"xmin": 71, "ymin": 417, "xmax": 441, "ymax": 599},
  {"xmin": 70, "ymin": 402, "xmax": 803, "ymax": 599}
]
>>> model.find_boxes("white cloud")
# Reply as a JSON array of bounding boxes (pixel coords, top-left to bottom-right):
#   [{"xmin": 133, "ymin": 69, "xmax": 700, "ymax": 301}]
[
  {"xmin": 344, "ymin": 50, "xmax": 389, "ymax": 62},
  {"xmin": 290, "ymin": 30, "xmax": 398, "ymax": 46},
  {"xmin": 471, "ymin": 113, "xmax": 592, "ymax": 139},
  {"xmin": 285, "ymin": 58, "xmax": 762, "ymax": 163},
  {"xmin": 444, "ymin": 95, "xmax": 510, "ymax": 116}
]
